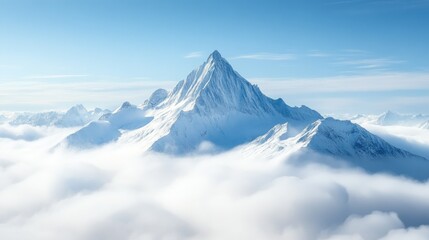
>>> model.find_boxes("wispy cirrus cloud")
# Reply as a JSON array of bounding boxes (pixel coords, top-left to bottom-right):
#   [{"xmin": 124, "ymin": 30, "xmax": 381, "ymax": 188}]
[
  {"xmin": 341, "ymin": 49, "xmax": 369, "ymax": 55},
  {"xmin": 331, "ymin": 49, "xmax": 405, "ymax": 71},
  {"xmin": 337, "ymin": 58, "xmax": 405, "ymax": 69},
  {"xmin": 24, "ymin": 74, "xmax": 89, "ymax": 79},
  {"xmin": 251, "ymin": 72, "xmax": 429, "ymax": 94},
  {"xmin": 250, "ymin": 72, "xmax": 429, "ymax": 114},
  {"xmin": 184, "ymin": 51, "xmax": 203, "ymax": 59},
  {"xmin": 307, "ymin": 50, "xmax": 331, "ymax": 58},
  {"xmin": 0, "ymin": 79, "xmax": 177, "ymax": 111},
  {"xmin": 233, "ymin": 53, "xmax": 296, "ymax": 61}
]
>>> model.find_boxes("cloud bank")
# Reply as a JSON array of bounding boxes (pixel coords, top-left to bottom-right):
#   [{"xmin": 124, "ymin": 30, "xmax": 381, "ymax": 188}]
[
  {"xmin": 251, "ymin": 72, "xmax": 429, "ymax": 114},
  {"xmin": 0, "ymin": 124, "xmax": 45, "ymax": 141},
  {"xmin": 233, "ymin": 53, "xmax": 296, "ymax": 61},
  {"xmin": 0, "ymin": 125, "xmax": 429, "ymax": 240}
]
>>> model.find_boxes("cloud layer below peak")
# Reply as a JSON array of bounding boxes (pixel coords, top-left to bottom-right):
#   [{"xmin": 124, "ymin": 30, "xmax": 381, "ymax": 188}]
[{"xmin": 0, "ymin": 124, "xmax": 429, "ymax": 240}]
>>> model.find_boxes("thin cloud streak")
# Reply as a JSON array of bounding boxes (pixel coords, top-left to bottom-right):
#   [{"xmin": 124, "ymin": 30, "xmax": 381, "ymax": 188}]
[
  {"xmin": 307, "ymin": 51, "xmax": 331, "ymax": 57},
  {"xmin": 337, "ymin": 58, "xmax": 405, "ymax": 69},
  {"xmin": 251, "ymin": 72, "xmax": 429, "ymax": 94},
  {"xmin": 251, "ymin": 72, "xmax": 429, "ymax": 114},
  {"xmin": 184, "ymin": 51, "xmax": 203, "ymax": 59},
  {"xmin": 0, "ymin": 79, "xmax": 177, "ymax": 111},
  {"xmin": 233, "ymin": 53, "xmax": 296, "ymax": 61},
  {"xmin": 24, "ymin": 74, "xmax": 89, "ymax": 79}
]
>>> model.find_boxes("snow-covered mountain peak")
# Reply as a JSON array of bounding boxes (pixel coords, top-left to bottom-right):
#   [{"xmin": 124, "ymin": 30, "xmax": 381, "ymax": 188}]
[
  {"xmin": 294, "ymin": 117, "xmax": 418, "ymax": 160},
  {"xmin": 116, "ymin": 101, "xmax": 134, "ymax": 111},
  {"xmin": 143, "ymin": 89, "xmax": 168, "ymax": 109},
  {"xmin": 166, "ymin": 50, "xmax": 238, "ymax": 105},
  {"xmin": 7, "ymin": 104, "xmax": 110, "ymax": 128},
  {"xmin": 377, "ymin": 110, "xmax": 399, "ymax": 122},
  {"xmin": 384, "ymin": 110, "xmax": 395, "ymax": 115},
  {"xmin": 253, "ymin": 123, "xmax": 290, "ymax": 145},
  {"xmin": 296, "ymin": 117, "xmax": 358, "ymax": 144},
  {"xmin": 56, "ymin": 104, "xmax": 107, "ymax": 127},
  {"xmin": 205, "ymin": 50, "xmax": 230, "ymax": 70},
  {"xmin": 103, "ymin": 102, "xmax": 150, "ymax": 130},
  {"xmin": 375, "ymin": 110, "xmax": 429, "ymax": 126},
  {"xmin": 208, "ymin": 50, "xmax": 222, "ymax": 61},
  {"xmin": 66, "ymin": 104, "xmax": 88, "ymax": 115},
  {"xmin": 164, "ymin": 51, "xmax": 321, "ymax": 120},
  {"xmin": 246, "ymin": 117, "xmax": 426, "ymax": 161}
]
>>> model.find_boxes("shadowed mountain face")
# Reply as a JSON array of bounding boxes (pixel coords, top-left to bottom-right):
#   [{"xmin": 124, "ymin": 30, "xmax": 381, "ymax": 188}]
[{"xmin": 245, "ymin": 117, "xmax": 429, "ymax": 180}]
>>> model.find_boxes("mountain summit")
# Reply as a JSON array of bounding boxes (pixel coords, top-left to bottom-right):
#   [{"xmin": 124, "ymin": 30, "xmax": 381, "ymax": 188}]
[{"xmin": 163, "ymin": 51, "xmax": 321, "ymax": 120}]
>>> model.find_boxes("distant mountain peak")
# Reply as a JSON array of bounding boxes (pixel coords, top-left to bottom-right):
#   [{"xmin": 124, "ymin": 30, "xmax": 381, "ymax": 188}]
[
  {"xmin": 143, "ymin": 89, "xmax": 168, "ymax": 109},
  {"xmin": 113, "ymin": 102, "xmax": 138, "ymax": 114},
  {"xmin": 296, "ymin": 117, "xmax": 420, "ymax": 160},
  {"xmin": 120, "ymin": 101, "xmax": 133, "ymax": 109},
  {"xmin": 68, "ymin": 104, "xmax": 87, "ymax": 113},
  {"xmin": 383, "ymin": 110, "xmax": 398, "ymax": 117}
]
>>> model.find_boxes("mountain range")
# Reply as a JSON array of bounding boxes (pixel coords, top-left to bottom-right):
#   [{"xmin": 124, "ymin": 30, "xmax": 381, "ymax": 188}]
[
  {"xmin": 342, "ymin": 111, "xmax": 429, "ymax": 127},
  {"xmin": 2, "ymin": 51, "xmax": 427, "ymax": 179},
  {"xmin": 64, "ymin": 52, "xmax": 426, "ymax": 156},
  {"xmin": 1, "ymin": 105, "xmax": 110, "ymax": 128}
]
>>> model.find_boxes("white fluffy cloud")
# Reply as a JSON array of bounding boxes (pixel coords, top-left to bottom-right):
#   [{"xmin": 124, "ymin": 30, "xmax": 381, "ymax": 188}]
[
  {"xmin": 362, "ymin": 124, "xmax": 429, "ymax": 159},
  {"xmin": 321, "ymin": 211, "xmax": 404, "ymax": 240},
  {"xmin": 0, "ymin": 125, "xmax": 428, "ymax": 240},
  {"xmin": 0, "ymin": 124, "xmax": 45, "ymax": 141}
]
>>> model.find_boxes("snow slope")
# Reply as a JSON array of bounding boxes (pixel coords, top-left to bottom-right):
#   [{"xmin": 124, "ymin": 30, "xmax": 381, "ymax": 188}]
[
  {"xmin": 140, "ymin": 88, "xmax": 169, "ymax": 110},
  {"xmin": 245, "ymin": 117, "xmax": 429, "ymax": 179},
  {"xmin": 249, "ymin": 117, "xmax": 423, "ymax": 159},
  {"xmin": 63, "ymin": 102, "xmax": 152, "ymax": 148},
  {"xmin": 420, "ymin": 120, "xmax": 429, "ymax": 129},
  {"xmin": 294, "ymin": 118, "xmax": 420, "ymax": 160}
]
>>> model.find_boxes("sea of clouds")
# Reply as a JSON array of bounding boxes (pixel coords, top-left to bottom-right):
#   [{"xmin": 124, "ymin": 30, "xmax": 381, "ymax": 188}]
[{"xmin": 0, "ymin": 123, "xmax": 429, "ymax": 240}]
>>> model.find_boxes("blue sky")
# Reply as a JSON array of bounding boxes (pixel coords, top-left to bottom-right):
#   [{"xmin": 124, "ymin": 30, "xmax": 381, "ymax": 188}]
[{"xmin": 0, "ymin": 0, "xmax": 428, "ymax": 114}]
